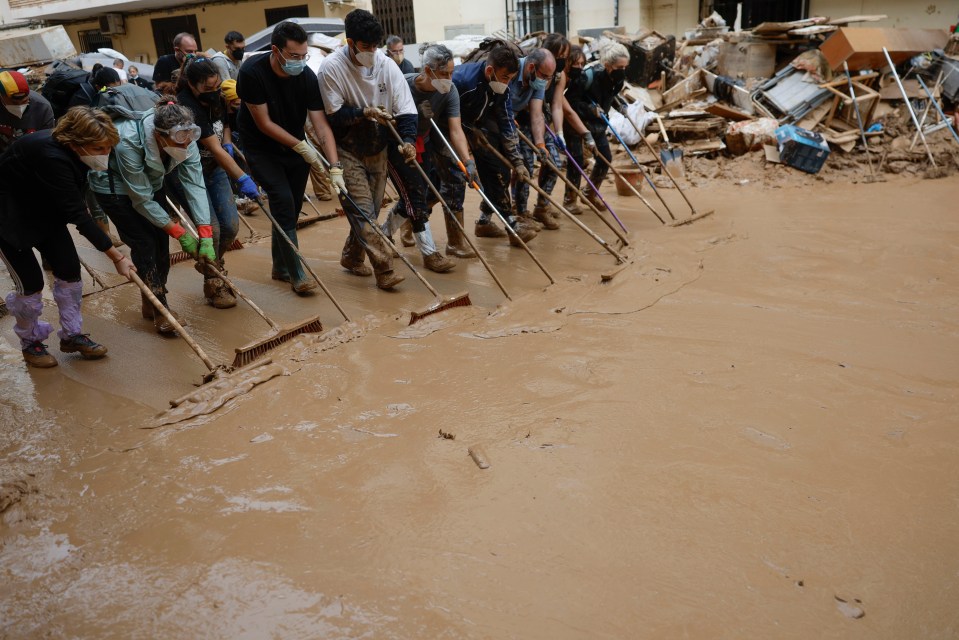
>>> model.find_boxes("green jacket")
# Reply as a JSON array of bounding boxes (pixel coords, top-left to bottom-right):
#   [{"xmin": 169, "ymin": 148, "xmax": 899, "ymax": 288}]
[{"xmin": 89, "ymin": 109, "xmax": 211, "ymax": 228}]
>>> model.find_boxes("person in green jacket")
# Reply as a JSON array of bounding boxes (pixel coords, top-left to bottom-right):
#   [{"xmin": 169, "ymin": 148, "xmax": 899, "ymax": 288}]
[{"xmin": 89, "ymin": 98, "xmax": 215, "ymax": 334}]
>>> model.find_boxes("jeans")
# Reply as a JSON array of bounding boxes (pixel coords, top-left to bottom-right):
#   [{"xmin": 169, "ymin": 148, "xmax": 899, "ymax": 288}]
[
  {"xmin": 204, "ymin": 167, "xmax": 240, "ymax": 259},
  {"xmin": 386, "ymin": 139, "xmax": 431, "ymax": 233},
  {"xmin": 564, "ymin": 125, "xmax": 612, "ymax": 194},
  {"xmin": 245, "ymin": 148, "xmax": 311, "ymax": 282}
]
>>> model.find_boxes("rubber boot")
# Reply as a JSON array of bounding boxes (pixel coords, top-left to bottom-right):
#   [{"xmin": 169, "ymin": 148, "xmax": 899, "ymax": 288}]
[
  {"xmin": 6, "ymin": 291, "xmax": 55, "ymax": 366},
  {"xmin": 444, "ymin": 210, "xmax": 476, "ymax": 258},
  {"xmin": 414, "ymin": 225, "xmax": 455, "ymax": 273}
]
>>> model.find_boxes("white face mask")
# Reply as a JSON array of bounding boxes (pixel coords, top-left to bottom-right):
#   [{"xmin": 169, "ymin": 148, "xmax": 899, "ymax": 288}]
[
  {"xmin": 80, "ymin": 154, "xmax": 110, "ymax": 171},
  {"xmin": 5, "ymin": 103, "xmax": 27, "ymax": 118},
  {"xmin": 431, "ymin": 78, "xmax": 452, "ymax": 94},
  {"xmin": 163, "ymin": 146, "xmax": 189, "ymax": 162},
  {"xmin": 356, "ymin": 50, "xmax": 375, "ymax": 68},
  {"xmin": 489, "ymin": 81, "xmax": 508, "ymax": 95}
]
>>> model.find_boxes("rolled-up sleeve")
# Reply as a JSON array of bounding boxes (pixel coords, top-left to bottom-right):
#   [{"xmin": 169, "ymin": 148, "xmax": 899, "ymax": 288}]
[{"xmin": 174, "ymin": 144, "xmax": 211, "ymax": 226}]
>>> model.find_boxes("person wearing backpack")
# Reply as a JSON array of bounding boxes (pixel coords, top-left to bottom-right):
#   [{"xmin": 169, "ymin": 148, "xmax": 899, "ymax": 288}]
[
  {"xmin": 88, "ymin": 99, "xmax": 215, "ymax": 335},
  {"xmin": 0, "ymin": 106, "xmax": 134, "ymax": 368},
  {"xmin": 564, "ymin": 43, "xmax": 630, "ymax": 211},
  {"xmin": 177, "ymin": 57, "xmax": 262, "ymax": 309},
  {"xmin": 0, "ymin": 70, "xmax": 55, "ymax": 156}
]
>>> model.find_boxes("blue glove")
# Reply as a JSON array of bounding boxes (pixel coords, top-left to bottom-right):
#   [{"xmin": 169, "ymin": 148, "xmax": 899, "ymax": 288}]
[
  {"xmin": 223, "ymin": 143, "xmax": 234, "ymax": 157},
  {"xmin": 236, "ymin": 174, "xmax": 259, "ymax": 200},
  {"xmin": 553, "ymin": 134, "xmax": 566, "ymax": 152}
]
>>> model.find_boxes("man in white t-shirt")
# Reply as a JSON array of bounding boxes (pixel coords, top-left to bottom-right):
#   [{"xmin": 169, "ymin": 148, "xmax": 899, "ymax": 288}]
[
  {"xmin": 112, "ymin": 59, "xmax": 128, "ymax": 83},
  {"xmin": 317, "ymin": 8, "xmax": 418, "ymax": 291}
]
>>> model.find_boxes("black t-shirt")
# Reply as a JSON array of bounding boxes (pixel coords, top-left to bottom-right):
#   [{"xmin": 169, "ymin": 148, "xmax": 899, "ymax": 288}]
[
  {"xmin": 405, "ymin": 73, "xmax": 460, "ymax": 139},
  {"xmin": 236, "ymin": 52, "xmax": 324, "ymax": 156},
  {"xmin": 399, "ymin": 58, "xmax": 415, "ymax": 74},
  {"xmin": 152, "ymin": 54, "xmax": 179, "ymax": 84},
  {"xmin": 177, "ymin": 89, "xmax": 225, "ymax": 175}
]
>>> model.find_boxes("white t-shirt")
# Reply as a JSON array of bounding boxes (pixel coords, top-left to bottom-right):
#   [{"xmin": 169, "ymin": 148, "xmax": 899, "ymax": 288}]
[
  {"xmin": 317, "ymin": 46, "xmax": 416, "ymax": 117},
  {"xmin": 114, "ymin": 67, "xmax": 128, "ymax": 83}
]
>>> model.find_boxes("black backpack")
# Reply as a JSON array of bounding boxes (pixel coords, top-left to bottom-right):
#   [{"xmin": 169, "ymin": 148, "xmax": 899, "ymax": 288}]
[{"xmin": 41, "ymin": 66, "xmax": 91, "ymax": 118}]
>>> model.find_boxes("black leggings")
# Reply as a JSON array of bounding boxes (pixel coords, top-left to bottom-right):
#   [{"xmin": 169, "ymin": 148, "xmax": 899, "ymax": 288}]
[
  {"xmin": 0, "ymin": 227, "xmax": 81, "ymax": 295},
  {"xmin": 95, "ymin": 191, "xmax": 171, "ymax": 301}
]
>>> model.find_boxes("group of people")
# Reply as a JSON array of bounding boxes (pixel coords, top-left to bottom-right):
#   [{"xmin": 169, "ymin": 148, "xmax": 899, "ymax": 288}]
[{"xmin": 0, "ymin": 9, "xmax": 633, "ymax": 368}]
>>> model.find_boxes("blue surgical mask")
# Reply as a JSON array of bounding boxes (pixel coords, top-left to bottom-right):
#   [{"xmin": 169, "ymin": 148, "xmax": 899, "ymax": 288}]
[
  {"xmin": 277, "ymin": 49, "xmax": 306, "ymax": 76},
  {"xmin": 531, "ymin": 76, "xmax": 548, "ymax": 92}
]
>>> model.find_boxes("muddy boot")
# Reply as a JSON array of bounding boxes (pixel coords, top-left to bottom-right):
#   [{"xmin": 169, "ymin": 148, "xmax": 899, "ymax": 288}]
[
  {"xmin": 290, "ymin": 278, "xmax": 318, "ymax": 296},
  {"xmin": 59, "ymin": 334, "xmax": 108, "ymax": 359},
  {"xmin": 340, "ymin": 232, "xmax": 373, "ymax": 277},
  {"xmin": 375, "ymin": 270, "xmax": 405, "ymax": 290},
  {"xmin": 563, "ymin": 191, "xmax": 583, "ymax": 215},
  {"xmin": 423, "ymin": 252, "xmax": 455, "ymax": 273},
  {"xmin": 475, "ymin": 218, "xmax": 507, "ymax": 238},
  {"xmin": 22, "ymin": 341, "xmax": 57, "ymax": 368},
  {"xmin": 140, "ymin": 292, "xmax": 155, "ymax": 320},
  {"xmin": 508, "ymin": 218, "xmax": 539, "ymax": 247},
  {"xmin": 444, "ymin": 210, "xmax": 476, "ymax": 258},
  {"xmin": 532, "ymin": 204, "xmax": 559, "ymax": 230},
  {"xmin": 412, "ymin": 224, "xmax": 454, "ymax": 273},
  {"xmin": 400, "ymin": 219, "xmax": 415, "ymax": 247},
  {"xmin": 582, "ymin": 186, "xmax": 604, "ymax": 212},
  {"xmin": 154, "ymin": 308, "xmax": 179, "ymax": 335},
  {"xmin": 205, "ymin": 277, "xmax": 237, "ymax": 309},
  {"xmin": 96, "ymin": 218, "xmax": 123, "ymax": 247}
]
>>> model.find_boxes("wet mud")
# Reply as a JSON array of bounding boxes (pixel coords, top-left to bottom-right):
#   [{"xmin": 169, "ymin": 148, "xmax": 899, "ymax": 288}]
[{"xmin": 2, "ymin": 175, "xmax": 959, "ymax": 638}]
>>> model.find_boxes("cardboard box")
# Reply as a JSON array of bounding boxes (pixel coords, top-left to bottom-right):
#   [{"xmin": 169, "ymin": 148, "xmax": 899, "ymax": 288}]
[
  {"xmin": 718, "ymin": 42, "xmax": 776, "ymax": 79},
  {"xmin": 820, "ymin": 27, "xmax": 949, "ymax": 71}
]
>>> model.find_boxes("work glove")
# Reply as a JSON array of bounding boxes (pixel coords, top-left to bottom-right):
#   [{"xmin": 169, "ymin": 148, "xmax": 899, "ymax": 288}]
[
  {"xmin": 583, "ymin": 131, "xmax": 598, "ymax": 154},
  {"xmin": 236, "ymin": 174, "xmax": 259, "ymax": 200},
  {"xmin": 166, "ymin": 221, "xmax": 197, "ymax": 255},
  {"xmin": 363, "ymin": 106, "xmax": 395, "ymax": 126},
  {"xmin": 464, "ymin": 158, "xmax": 480, "ymax": 185},
  {"xmin": 292, "ymin": 139, "xmax": 320, "ymax": 166},
  {"xmin": 514, "ymin": 163, "xmax": 531, "ymax": 183},
  {"xmin": 398, "ymin": 142, "xmax": 417, "ymax": 164},
  {"xmin": 535, "ymin": 142, "xmax": 550, "ymax": 164},
  {"xmin": 198, "ymin": 237, "xmax": 216, "ymax": 263},
  {"xmin": 553, "ymin": 132, "xmax": 566, "ymax": 152},
  {"xmin": 329, "ymin": 166, "xmax": 347, "ymax": 194},
  {"xmin": 222, "ymin": 142, "xmax": 234, "ymax": 157}
]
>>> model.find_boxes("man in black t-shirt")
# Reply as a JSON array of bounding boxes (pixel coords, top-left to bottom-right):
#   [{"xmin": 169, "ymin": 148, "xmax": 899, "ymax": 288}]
[
  {"xmin": 153, "ymin": 32, "xmax": 198, "ymax": 95},
  {"xmin": 236, "ymin": 21, "xmax": 342, "ymax": 295}
]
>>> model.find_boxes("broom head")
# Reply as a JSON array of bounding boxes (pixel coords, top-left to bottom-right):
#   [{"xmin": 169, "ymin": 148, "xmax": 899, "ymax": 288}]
[
  {"xmin": 409, "ymin": 291, "xmax": 472, "ymax": 325},
  {"xmin": 231, "ymin": 315, "xmax": 324, "ymax": 368}
]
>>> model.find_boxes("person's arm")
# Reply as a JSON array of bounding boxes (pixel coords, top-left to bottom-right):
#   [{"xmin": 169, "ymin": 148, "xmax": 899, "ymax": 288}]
[
  {"xmin": 447, "ymin": 116, "xmax": 471, "ymax": 163},
  {"xmin": 550, "ymin": 74, "xmax": 566, "ymax": 137},
  {"xmin": 306, "ymin": 109, "xmax": 338, "ymax": 164},
  {"xmin": 39, "ymin": 156, "xmax": 112, "ymax": 252},
  {"xmin": 113, "ymin": 140, "xmax": 175, "ymax": 228},
  {"xmin": 199, "ymin": 135, "xmax": 245, "ymax": 179},
  {"xmin": 530, "ymin": 97, "xmax": 546, "ymax": 146},
  {"xmin": 562, "ymin": 98, "xmax": 589, "ymax": 136},
  {"xmin": 247, "ymin": 102, "xmax": 300, "ymax": 148}
]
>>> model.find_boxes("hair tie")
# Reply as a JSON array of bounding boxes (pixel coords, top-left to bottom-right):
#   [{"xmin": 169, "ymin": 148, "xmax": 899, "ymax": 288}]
[{"xmin": 166, "ymin": 101, "xmax": 175, "ymax": 105}]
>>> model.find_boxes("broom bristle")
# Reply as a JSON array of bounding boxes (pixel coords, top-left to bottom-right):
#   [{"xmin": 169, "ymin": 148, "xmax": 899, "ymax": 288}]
[
  {"xmin": 408, "ymin": 293, "xmax": 472, "ymax": 325},
  {"xmin": 231, "ymin": 317, "xmax": 324, "ymax": 368}
]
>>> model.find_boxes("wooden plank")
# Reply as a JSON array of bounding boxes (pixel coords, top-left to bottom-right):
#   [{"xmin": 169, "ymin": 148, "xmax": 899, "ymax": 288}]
[{"xmin": 705, "ymin": 102, "xmax": 754, "ymax": 121}]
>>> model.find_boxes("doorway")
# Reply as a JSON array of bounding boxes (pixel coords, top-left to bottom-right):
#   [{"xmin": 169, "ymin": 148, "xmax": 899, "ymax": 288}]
[{"xmin": 151, "ymin": 14, "xmax": 201, "ymax": 58}]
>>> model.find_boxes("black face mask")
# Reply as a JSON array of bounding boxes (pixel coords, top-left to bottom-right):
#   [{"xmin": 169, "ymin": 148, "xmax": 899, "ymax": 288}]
[
  {"xmin": 568, "ymin": 67, "xmax": 582, "ymax": 80},
  {"xmin": 231, "ymin": 47, "xmax": 245, "ymax": 61},
  {"xmin": 610, "ymin": 68, "xmax": 626, "ymax": 84},
  {"xmin": 555, "ymin": 58, "xmax": 566, "ymax": 74},
  {"xmin": 198, "ymin": 90, "xmax": 220, "ymax": 105}
]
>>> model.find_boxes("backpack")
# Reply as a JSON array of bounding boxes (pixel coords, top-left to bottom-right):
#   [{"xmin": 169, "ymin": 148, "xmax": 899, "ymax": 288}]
[
  {"xmin": 93, "ymin": 83, "xmax": 159, "ymax": 119},
  {"xmin": 41, "ymin": 66, "xmax": 91, "ymax": 118}
]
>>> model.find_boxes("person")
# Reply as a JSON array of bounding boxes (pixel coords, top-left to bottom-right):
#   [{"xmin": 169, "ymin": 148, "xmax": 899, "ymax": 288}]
[
  {"xmin": 112, "ymin": 58, "xmax": 128, "ymax": 83},
  {"xmin": 153, "ymin": 33, "xmax": 199, "ymax": 94},
  {"xmin": 451, "ymin": 44, "xmax": 537, "ymax": 246},
  {"xmin": 317, "ymin": 9, "xmax": 414, "ymax": 290},
  {"xmin": 128, "ymin": 65, "xmax": 154, "ymax": 90},
  {"xmin": 210, "ymin": 30, "xmax": 245, "ymax": 81},
  {"xmin": 385, "ymin": 35, "xmax": 414, "ymax": 74},
  {"xmin": 382, "ymin": 43, "xmax": 474, "ymax": 268},
  {"xmin": 93, "ymin": 67, "xmax": 121, "ymax": 92},
  {"xmin": 89, "ymin": 99, "xmax": 216, "ymax": 334},
  {"xmin": 0, "ymin": 70, "xmax": 55, "ymax": 156},
  {"xmin": 565, "ymin": 43, "xmax": 629, "ymax": 210},
  {"xmin": 560, "ymin": 46, "xmax": 599, "ymax": 214},
  {"xmin": 508, "ymin": 48, "xmax": 557, "ymax": 230},
  {"xmin": 178, "ymin": 57, "xmax": 260, "ymax": 308},
  {"xmin": 0, "ymin": 107, "xmax": 134, "ymax": 368},
  {"xmin": 236, "ymin": 20, "xmax": 342, "ymax": 294}
]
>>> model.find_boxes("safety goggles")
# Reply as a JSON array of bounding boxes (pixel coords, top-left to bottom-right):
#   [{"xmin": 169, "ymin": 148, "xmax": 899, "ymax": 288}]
[{"xmin": 156, "ymin": 123, "xmax": 201, "ymax": 144}]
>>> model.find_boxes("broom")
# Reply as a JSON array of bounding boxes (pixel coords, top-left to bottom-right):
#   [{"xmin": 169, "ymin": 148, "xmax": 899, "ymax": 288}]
[
  {"xmin": 303, "ymin": 135, "xmax": 474, "ymax": 325},
  {"xmin": 170, "ymin": 237, "xmax": 243, "ymax": 266},
  {"xmin": 167, "ymin": 203, "xmax": 325, "ymax": 367}
]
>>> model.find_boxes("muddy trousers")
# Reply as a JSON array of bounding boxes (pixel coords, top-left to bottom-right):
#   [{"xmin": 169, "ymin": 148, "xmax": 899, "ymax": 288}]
[
  {"xmin": 95, "ymin": 192, "xmax": 171, "ymax": 305},
  {"xmin": 338, "ymin": 148, "xmax": 394, "ymax": 276},
  {"xmin": 0, "ymin": 231, "xmax": 86, "ymax": 348},
  {"xmin": 564, "ymin": 124, "xmax": 612, "ymax": 195},
  {"xmin": 467, "ymin": 129, "xmax": 514, "ymax": 225},
  {"xmin": 244, "ymin": 149, "xmax": 310, "ymax": 282},
  {"xmin": 385, "ymin": 141, "xmax": 432, "ymax": 232},
  {"xmin": 511, "ymin": 122, "xmax": 565, "ymax": 214},
  {"xmin": 203, "ymin": 167, "xmax": 240, "ymax": 259}
]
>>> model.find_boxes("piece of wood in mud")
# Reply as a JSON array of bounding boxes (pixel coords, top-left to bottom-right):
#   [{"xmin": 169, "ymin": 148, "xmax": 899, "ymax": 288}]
[
  {"xmin": 705, "ymin": 103, "xmax": 754, "ymax": 122},
  {"xmin": 468, "ymin": 446, "xmax": 490, "ymax": 469}
]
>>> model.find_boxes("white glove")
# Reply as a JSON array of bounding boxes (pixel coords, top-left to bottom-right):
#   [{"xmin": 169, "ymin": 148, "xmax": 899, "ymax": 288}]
[
  {"xmin": 330, "ymin": 167, "xmax": 347, "ymax": 195},
  {"xmin": 292, "ymin": 139, "xmax": 320, "ymax": 166}
]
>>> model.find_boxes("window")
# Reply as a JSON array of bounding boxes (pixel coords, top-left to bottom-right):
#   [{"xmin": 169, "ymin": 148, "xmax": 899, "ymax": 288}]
[
  {"xmin": 508, "ymin": 0, "xmax": 568, "ymax": 37},
  {"xmin": 77, "ymin": 29, "xmax": 113, "ymax": 54},
  {"xmin": 372, "ymin": 0, "xmax": 416, "ymax": 44},
  {"xmin": 150, "ymin": 14, "xmax": 201, "ymax": 58},
  {"xmin": 265, "ymin": 5, "xmax": 309, "ymax": 27},
  {"xmin": 706, "ymin": 0, "xmax": 807, "ymax": 29}
]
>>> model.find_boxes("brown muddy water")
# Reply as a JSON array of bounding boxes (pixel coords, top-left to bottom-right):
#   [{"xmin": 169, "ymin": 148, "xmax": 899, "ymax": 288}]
[{"xmin": 1, "ymin": 176, "xmax": 959, "ymax": 638}]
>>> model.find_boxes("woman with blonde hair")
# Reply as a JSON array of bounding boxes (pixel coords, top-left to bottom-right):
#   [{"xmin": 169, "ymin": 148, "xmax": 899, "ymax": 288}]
[{"xmin": 0, "ymin": 106, "xmax": 134, "ymax": 368}]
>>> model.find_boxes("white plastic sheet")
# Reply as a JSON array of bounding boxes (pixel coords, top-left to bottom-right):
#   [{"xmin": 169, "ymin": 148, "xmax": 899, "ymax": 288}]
[{"xmin": 606, "ymin": 102, "xmax": 657, "ymax": 145}]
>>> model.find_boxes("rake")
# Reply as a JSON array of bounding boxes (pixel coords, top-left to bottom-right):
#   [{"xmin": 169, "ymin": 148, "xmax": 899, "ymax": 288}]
[{"xmin": 166, "ymin": 198, "xmax": 325, "ymax": 367}]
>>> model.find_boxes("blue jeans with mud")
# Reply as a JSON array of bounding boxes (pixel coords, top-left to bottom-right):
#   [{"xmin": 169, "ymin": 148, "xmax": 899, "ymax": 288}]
[
  {"xmin": 204, "ymin": 167, "xmax": 240, "ymax": 260},
  {"xmin": 511, "ymin": 122, "xmax": 565, "ymax": 213}
]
